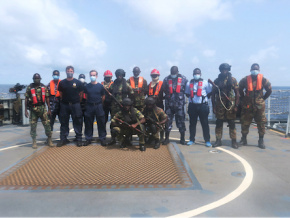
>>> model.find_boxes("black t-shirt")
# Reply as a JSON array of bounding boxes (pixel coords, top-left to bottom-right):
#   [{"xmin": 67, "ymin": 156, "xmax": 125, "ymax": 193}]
[
  {"xmin": 84, "ymin": 83, "xmax": 105, "ymax": 104},
  {"xmin": 58, "ymin": 78, "xmax": 83, "ymax": 104}
]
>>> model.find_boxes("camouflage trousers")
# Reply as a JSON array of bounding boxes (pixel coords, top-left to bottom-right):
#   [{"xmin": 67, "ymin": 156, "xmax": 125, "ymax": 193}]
[
  {"xmin": 112, "ymin": 125, "xmax": 145, "ymax": 145},
  {"xmin": 145, "ymin": 123, "xmax": 161, "ymax": 140},
  {"xmin": 111, "ymin": 103, "xmax": 122, "ymax": 120},
  {"xmin": 241, "ymin": 107, "xmax": 266, "ymax": 136},
  {"xmin": 29, "ymin": 105, "xmax": 51, "ymax": 139},
  {"xmin": 215, "ymin": 119, "xmax": 236, "ymax": 140}
]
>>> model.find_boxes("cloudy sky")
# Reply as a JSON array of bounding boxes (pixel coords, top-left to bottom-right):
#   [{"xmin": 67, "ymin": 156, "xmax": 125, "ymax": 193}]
[{"xmin": 0, "ymin": 0, "xmax": 289, "ymax": 86}]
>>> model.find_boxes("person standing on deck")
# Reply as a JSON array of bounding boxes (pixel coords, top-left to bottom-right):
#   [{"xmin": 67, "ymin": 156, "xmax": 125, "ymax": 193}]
[
  {"xmin": 101, "ymin": 70, "xmax": 114, "ymax": 124},
  {"xmin": 239, "ymin": 63, "xmax": 272, "ymax": 149}
]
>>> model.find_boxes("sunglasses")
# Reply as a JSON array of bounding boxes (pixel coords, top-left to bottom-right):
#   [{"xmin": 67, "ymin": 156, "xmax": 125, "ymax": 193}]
[{"xmin": 151, "ymin": 75, "xmax": 159, "ymax": 78}]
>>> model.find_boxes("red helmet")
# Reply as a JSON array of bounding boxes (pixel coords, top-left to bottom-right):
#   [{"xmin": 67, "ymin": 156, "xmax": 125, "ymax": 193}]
[
  {"xmin": 151, "ymin": 69, "xmax": 160, "ymax": 75},
  {"xmin": 103, "ymin": 70, "xmax": 113, "ymax": 77}
]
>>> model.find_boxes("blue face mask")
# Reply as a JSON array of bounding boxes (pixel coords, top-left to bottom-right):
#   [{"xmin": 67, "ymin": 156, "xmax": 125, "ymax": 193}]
[
  {"xmin": 171, "ymin": 74, "xmax": 177, "ymax": 79},
  {"xmin": 251, "ymin": 70, "xmax": 259, "ymax": 76},
  {"xmin": 53, "ymin": 75, "xmax": 59, "ymax": 80},
  {"xmin": 193, "ymin": 75, "xmax": 201, "ymax": 80},
  {"xmin": 90, "ymin": 76, "xmax": 96, "ymax": 82}
]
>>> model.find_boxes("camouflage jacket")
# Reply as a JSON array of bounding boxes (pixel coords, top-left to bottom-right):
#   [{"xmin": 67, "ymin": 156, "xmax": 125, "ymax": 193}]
[
  {"xmin": 162, "ymin": 74, "xmax": 188, "ymax": 108},
  {"xmin": 143, "ymin": 106, "xmax": 167, "ymax": 124},
  {"xmin": 127, "ymin": 77, "xmax": 147, "ymax": 107},
  {"xmin": 213, "ymin": 73, "xmax": 238, "ymax": 106},
  {"xmin": 108, "ymin": 79, "xmax": 134, "ymax": 104},
  {"xmin": 102, "ymin": 81, "xmax": 114, "ymax": 104},
  {"xmin": 25, "ymin": 83, "xmax": 49, "ymax": 106},
  {"xmin": 239, "ymin": 75, "xmax": 271, "ymax": 109},
  {"xmin": 111, "ymin": 107, "xmax": 144, "ymax": 125}
]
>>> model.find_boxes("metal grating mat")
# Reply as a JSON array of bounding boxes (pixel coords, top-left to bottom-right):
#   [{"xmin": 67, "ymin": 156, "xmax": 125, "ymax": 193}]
[{"xmin": 0, "ymin": 143, "xmax": 199, "ymax": 191}]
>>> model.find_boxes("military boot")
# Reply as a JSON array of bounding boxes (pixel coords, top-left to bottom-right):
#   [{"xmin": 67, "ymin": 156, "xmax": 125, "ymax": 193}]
[
  {"xmin": 139, "ymin": 144, "xmax": 146, "ymax": 151},
  {"xmin": 154, "ymin": 139, "xmax": 160, "ymax": 149},
  {"xmin": 32, "ymin": 139, "xmax": 37, "ymax": 149},
  {"xmin": 213, "ymin": 138, "xmax": 222, "ymax": 147},
  {"xmin": 239, "ymin": 135, "xmax": 247, "ymax": 146},
  {"xmin": 180, "ymin": 132, "xmax": 186, "ymax": 145},
  {"xmin": 47, "ymin": 136, "xmax": 55, "ymax": 147},
  {"xmin": 258, "ymin": 138, "xmax": 265, "ymax": 149},
  {"xmin": 162, "ymin": 132, "xmax": 170, "ymax": 145},
  {"xmin": 232, "ymin": 139, "xmax": 238, "ymax": 149}
]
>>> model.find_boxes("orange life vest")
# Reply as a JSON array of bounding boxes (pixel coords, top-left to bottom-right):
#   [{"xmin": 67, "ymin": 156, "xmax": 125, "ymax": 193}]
[
  {"xmin": 130, "ymin": 77, "xmax": 144, "ymax": 93},
  {"xmin": 101, "ymin": 81, "xmax": 113, "ymax": 88},
  {"xmin": 31, "ymin": 87, "xmax": 45, "ymax": 104},
  {"xmin": 190, "ymin": 80, "xmax": 203, "ymax": 98},
  {"xmin": 49, "ymin": 80, "xmax": 60, "ymax": 97},
  {"xmin": 148, "ymin": 81, "xmax": 163, "ymax": 96},
  {"xmin": 247, "ymin": 74, "xmax": 263, "ymax": 91},
  {"xmin": 168, "ymin": 77, "xmax": 182, "ymax": 94}
]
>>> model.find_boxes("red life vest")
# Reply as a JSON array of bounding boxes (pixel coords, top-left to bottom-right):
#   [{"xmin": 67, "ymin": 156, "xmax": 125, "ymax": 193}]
[
  {"xmin": 130, "ymin": 77, "xmax": 144, "ymax": 93},
  {"xmin": 31, "ymin": 87, "xmax": 45, "ymax": 104},
  {"xmin": 247, "ymin": 74, "xmax": 263, "ymax": 91},
  {"xmin": 49, "ymin": 80, "xmax": 60, "ymax": 97},
  {"xmin": 168, "ymin": 77, "xmax": 182, "ymax": 94},
  {"xmin": 148, "ymin": 81, "xmax": 163, "ymax": 96},
  {"xmin": 190, "ymin": 80, "xmax": 203, "ymax": 98}
]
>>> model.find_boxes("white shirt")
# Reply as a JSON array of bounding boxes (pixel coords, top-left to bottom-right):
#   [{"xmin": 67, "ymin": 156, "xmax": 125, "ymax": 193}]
[{"xmin": 185, "ymin": 79, "xmax": 212, "ymax": 104}]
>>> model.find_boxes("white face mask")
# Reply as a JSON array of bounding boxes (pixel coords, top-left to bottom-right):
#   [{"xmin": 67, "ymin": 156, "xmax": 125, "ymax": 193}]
[
  {"xmin": 152, "ymin": 75, "xmax": 159, "ymax": 81},
  {"xmin": 79, "ymin": 78, "xmax": 85, "ymax": 83},
  {"xmin": 193, "ymin": 75, "xmax": 201, "ymax": 80},
  {"xmin": 171, "ymin": 74, "xmax": 177, "ymax": 79},
  {"xmin": 250, "ymin": 70, "xmax": 260, "ymax": 76}
]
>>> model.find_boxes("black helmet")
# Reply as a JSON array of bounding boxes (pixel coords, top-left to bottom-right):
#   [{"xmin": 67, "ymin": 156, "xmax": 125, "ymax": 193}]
[
  {"xmin": 115, "ymin": 69, "xmax": 126, "ymax": 77},
  {"xmin": 122, "ymin": 98, "xmax": 133, "ymax": 106},
  {"xmin": 219, "ymin": 63, "xmax": 231, "ymax": 72},
  {"xmin": 145, "ymin": 97, "xmax": 156, "ymax": 105},
  {"xmin": 79, "ymin": 74, "xmax": 85, "ymax": 79}
]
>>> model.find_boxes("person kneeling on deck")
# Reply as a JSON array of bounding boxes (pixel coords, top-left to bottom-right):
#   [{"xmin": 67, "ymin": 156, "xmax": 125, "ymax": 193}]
[
  {"xmin": 143, "ymin": 97, "xmax": 168, "ymax": 149},
  {"xmin": 238, "ymin": 63, "xmax": 272, "ymax": 149},
  {"xmin": 25, "ymin": 73, "xmax": 54, "ymax": 149},
  {"xmin": 110, "ymin": 98, "xmax": 146, "ymax": 151}
]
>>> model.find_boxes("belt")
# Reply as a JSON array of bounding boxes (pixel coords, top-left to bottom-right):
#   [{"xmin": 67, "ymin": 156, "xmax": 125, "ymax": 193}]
[
  {"xmin": 189, "ymin": 102, "xmax": 208, "ymax": 105},
  {"xmin": 61, "ymin": 101, "xmax": 79, "ymax": 105},
  {"xmin": 87, "ymin": 102, "xmax": 102, "ymax": 106}
]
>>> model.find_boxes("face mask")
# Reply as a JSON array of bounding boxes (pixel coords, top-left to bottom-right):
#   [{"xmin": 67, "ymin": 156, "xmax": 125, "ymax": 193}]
[
  {"xmin": 67, "ymin": 73, "xmax": 73, "ymax": 78},
  {"xmin": 33, "ymin": 79, "xmax": 41, "ymax": 84},
  {"xmin": 152, "ymin": 75, "xmax": 159, "ymax": 81},
  {"xmin": 171, "ymin": 74, "xmax": 177, "ymax": 79},
  {"xmin": 79, "ymin": 78, "xmax": 85, "ymax": 83},
  {"xmin": 251, "ymin": 70, "xmax": 259, "ymax": 76},
  {"xmin": 53, "ymin": 75, "xmax": 59, "ymax": 80},
  {"xmin": 193, "ymin": 75, "xmax": 201, "ymax": 80},
  {"xmin": 90, "ymin": 76, "xmax": 96, "ymax": 82},
  {"xmin": 104, "ymin": 77, "xmax": 111, "ymax": 83}
]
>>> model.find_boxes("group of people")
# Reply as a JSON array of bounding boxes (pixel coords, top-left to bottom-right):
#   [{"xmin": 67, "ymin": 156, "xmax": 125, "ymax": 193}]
[{"xmin": 24, "ymin": 63, "xmax": 272, "ymax": 151}]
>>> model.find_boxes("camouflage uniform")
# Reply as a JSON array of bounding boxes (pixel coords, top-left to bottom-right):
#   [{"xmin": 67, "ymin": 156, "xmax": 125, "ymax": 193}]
[
  {"xmin": 162, "ymin": 74, "xmax": 188, "ymax": 133},
  {"xmin": 127, "ymin": 77, "xmax": 147, "ymax": 112},
  {"xmin": 143, "ymin": 106, "xmax": 167, "ymax": 140},
  {"xmin": 102, "ymin": 80, "xmax": 113, "ymax": 123},
  {"xmin": 108, "ymin": 80, "xmax": 134, "ymax": 118},
  {"xmin": 25, "ymin": 84, "xmax": 51, "ymax": 140},
  {"xmin": 47, "ymin": 80, "xmax": 61, "ymax": 131},
  {"xmin": 239, "ymin": 76, "xmax": 272, "ymax": 136},
  {"xmin": 212, "ymin": 74, "xmax": 238, "ymax": 140},
  {"xmin": 111, "ymin": 107, "xmax": 145, "ymax": 145}
]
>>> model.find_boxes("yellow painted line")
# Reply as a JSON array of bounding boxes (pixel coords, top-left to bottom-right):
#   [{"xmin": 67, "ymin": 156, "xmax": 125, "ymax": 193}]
[
  {"xmin": 167, "ymin": 141, "xmax": 253, "ymax": 217},
  {"xmin": 269, "ymin": 129, "xmax": 285, "ymax": 136}
]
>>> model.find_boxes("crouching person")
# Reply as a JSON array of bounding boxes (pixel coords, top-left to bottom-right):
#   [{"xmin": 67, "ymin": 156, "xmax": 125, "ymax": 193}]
[
  {"xmin": 25, "ymin": 73, "xmax": 54, "ymax": 149},
  {"xmin": 143, "ymin": 97, "xmax": 168, "ymax": 149},
  {"xmin": 110, "ymin": 98, "xmax": 146, "ymax": 151}
]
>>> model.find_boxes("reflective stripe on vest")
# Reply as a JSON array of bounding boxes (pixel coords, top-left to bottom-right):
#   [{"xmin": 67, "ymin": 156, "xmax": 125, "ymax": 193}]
[
  {"xmin": 176, "ymin": 77, "xmax": 182, "ymax": 93},
  {"xmin": 247, "ymin": 74, "xmax": 263, "ymax": 91},
  {"xmin": 130, "ymin": 77, "xmax": 144, "ymax": 93},
  {"xmin": 168, "ymin": 79, "xmax": 173, "ymax": 94},
  {"xmin": 50, "ymin": 80, "xmax": 60, "ymax": 97},
  {"xmin": 148, "ymin": 81, "xmax": 163, "ymax": 96},
  {"xmin": 31, "ymin": 87, "xmax": 45, "ymax": 104}
]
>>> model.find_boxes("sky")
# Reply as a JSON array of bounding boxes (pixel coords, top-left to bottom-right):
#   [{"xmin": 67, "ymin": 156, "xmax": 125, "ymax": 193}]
[{"xmin": 0, "ymin": 0, "xmax": 289, "ymax": 86}]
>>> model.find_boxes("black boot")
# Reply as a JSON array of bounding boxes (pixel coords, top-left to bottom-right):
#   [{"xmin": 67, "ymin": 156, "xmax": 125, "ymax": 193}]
[
  {"xmin": 239, "ymin": 135, "xmax": 247, "ymax": 145},
  {"xmin": 100, "ymin": 139, "xmax": 107, "ymax": 147},
  {"xmin": 140, "ymin": 144, "xmax": 146, "ymax": 151},
  {"xmin": 154, "ymin": 139, "xmax": 160, "ymax": 149},
  {"xmin": 163, "ymin": 132, "xmax": 170, "ymax": 145},
  {"xmin": 232, "ymin": 139, "xmax": 238, "ymax": 149},
  {"xmin": 258, "ymin": 137, "xmax": 265, "ymax": 149},
  {"xmin": 180, "ymin": 132, "xmax": 186, "ymax": 145},
  {"xmin": 213, "ymin": 138, "xmax": 222, "ymax": 147}
]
